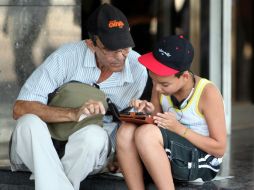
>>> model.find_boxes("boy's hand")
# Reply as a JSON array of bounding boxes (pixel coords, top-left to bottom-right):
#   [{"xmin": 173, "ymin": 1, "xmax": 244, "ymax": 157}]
[
  {"xmin": 130, "ymin": 99, "xmax": 155, "ymax": 114},
  {"xmin": 153, "ymin": 112, "xmax": 180, "ymax": 132}
]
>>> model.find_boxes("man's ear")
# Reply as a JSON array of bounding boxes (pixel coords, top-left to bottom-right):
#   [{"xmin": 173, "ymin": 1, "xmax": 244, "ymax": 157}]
[
  {"xmin": 88, "ymin": 33, "xmax": 97, "ymax": 45},
  {"xmin": 85, "ymin": 39, "xmax": 96, "ymax": 53}
]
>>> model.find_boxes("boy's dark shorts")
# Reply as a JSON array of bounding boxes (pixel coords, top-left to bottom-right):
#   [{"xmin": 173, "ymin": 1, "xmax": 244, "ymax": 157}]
[{"xmin": 159, "ymin": 127, "xmax": 222, "ymax": 182}]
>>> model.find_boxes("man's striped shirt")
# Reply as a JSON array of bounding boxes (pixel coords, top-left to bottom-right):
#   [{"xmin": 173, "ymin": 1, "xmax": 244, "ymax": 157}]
[{"xmin": 17, "ymin": 40, "xmax": 148, "ymax": 111}]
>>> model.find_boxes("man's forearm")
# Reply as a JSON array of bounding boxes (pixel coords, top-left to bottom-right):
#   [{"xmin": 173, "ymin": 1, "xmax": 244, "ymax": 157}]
[{"xmin": 13, "ymin": 100, "xmax": 77, "ymax": 123}]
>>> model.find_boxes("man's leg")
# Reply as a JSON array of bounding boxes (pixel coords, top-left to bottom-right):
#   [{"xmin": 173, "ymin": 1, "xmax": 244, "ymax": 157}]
[
  {"xmin": 61, "ymin": 125, "xmax": 109, "ymax": 190},
  {"xmin": 116, "ymin": 123, "xmax": 145, "ymax": 190},
  {"xmin": 135, "ymin": 124, "xmax": 175, "ymax": 190},
  {"xmin": 11, "ymin": 114, "xmax": 74, "ymax": 190}
]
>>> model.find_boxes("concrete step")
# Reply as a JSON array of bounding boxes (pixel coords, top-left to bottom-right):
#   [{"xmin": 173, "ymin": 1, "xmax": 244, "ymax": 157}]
[{"xmin": 0, "ymin": 169, "xmax": 156, "ymax": 190}]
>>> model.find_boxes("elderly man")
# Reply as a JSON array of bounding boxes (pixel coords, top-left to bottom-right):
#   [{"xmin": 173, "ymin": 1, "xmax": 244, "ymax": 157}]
[{"xmin": 10, "ymin": 3, "xmax": 147, "ymax": 190}]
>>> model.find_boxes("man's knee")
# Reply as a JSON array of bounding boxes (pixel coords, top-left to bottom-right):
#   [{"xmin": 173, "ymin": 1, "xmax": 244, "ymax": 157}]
[
  {"xmin": 16, "ymin": 114, "xmax": 47, "ymax": 138},
  {"xmin": 72, "ymin": 125, "xmax": 109, "ymax": 153}
]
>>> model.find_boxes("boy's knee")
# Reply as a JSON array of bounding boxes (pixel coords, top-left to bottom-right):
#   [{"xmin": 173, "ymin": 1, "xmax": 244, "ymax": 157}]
[
  {"xmin": 135, "ymin": 124, "xmax": 161, "ymax": 146},
  {"xmin": 116, "ymin": 123, "xmax": 136, "ymax": 147}
]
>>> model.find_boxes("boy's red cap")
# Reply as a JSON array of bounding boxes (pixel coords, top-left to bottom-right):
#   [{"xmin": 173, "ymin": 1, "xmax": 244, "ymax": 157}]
[{"xmin": 138, "ymin": 35, "xmax": 194, "ymax": 76}]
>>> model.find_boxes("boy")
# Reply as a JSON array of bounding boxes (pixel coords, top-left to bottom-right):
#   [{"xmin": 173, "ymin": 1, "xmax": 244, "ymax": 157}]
[{"xmin": 116, "ymin": 35, "xmax": 227, "ymax": 190}]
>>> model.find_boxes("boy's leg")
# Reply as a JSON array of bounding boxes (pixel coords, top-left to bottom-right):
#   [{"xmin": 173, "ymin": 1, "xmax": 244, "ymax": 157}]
[
  {"xmin": 11, "ymin": 114, "xmax": 74, "ymax": 190},
  {"xmin": 116, "ymin": 123, "xmax": 145, "ymax": 190},
  {"xmin": 159, "ymin": 128, "xmax": 221, "ymax": 182},
  {"xmin": 135, "ymin": 124, "xmax": 175, "ymax": 190}
]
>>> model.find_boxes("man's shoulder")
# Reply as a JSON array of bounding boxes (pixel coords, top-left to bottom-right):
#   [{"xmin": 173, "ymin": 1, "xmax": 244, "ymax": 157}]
[
  {"xmin": 128, "ymin": 50, "xmax": 140, "ymax": 61},
  {"xmin": 128, "ymin": 50, "xmax": 146, "ymax": 71},
  {"xmin": 55, "ymin": 40, "xmax": 88, "ymax": 55}
]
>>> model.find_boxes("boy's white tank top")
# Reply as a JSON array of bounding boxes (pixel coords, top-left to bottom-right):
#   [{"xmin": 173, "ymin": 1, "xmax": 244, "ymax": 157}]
[{"xmin": 160, "ymin": 78, "xmax": 211, "ymax": 136}]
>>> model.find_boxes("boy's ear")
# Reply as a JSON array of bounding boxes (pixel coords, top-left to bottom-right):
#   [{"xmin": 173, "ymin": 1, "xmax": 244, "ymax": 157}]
[
  {"xmin": 182, "ymin": 71, "xmax": 192, "ymax": 80},
  {"xmin": 182, "ymin": 71, "xmax": 190, "ymax": 80}
]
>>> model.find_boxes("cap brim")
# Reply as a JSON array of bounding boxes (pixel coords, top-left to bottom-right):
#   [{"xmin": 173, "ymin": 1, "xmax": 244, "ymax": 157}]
[
  {"xmin": 138, "ymin": 52, "xmax": 179, "ymax": 76},
  {"xmin": 99, "ymin": 31, "xmax": 135, "ymax": 51}
]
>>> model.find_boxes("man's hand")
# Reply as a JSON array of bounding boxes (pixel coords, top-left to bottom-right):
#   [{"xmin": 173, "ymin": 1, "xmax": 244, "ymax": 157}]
[
  {"xmin": 129, "ymin": 99, "xmax": 155, "ymax": 114},
  {"xmin": 76, "ymin": 100, "xmax": 106, "ymax": 122}
]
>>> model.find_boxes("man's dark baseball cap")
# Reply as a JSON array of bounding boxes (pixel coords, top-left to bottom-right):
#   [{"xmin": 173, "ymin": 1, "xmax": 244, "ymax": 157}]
[
  {"xmin": 138, "ymin": 35, "xmax": 194, "ymax": 76},
  {"xmin": 86, "ymin": 3, "xmax": 135, "ymax": 51}
]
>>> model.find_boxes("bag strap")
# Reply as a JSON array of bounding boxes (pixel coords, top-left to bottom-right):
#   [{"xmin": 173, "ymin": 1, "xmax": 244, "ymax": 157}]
[{"xmin": 106, "ymin": 98, "xmax": 121, "ymax": 122}]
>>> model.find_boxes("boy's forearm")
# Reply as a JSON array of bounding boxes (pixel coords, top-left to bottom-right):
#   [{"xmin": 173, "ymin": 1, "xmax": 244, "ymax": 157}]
[{"xmin": 175, "ymin": 124, "xmax": 226, "ymax": 157}]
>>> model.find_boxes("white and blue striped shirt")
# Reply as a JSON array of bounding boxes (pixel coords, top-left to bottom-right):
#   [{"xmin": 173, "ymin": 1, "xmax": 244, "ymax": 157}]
[{"xmin": 17, "ymin": 40, "xmax": 148, "ymax": 111}]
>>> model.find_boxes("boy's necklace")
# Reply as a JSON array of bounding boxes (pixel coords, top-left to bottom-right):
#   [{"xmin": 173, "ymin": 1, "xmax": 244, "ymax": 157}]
[{"xmin": 171, "ymin": 72, "xmax": 196, "ymax": 109}]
